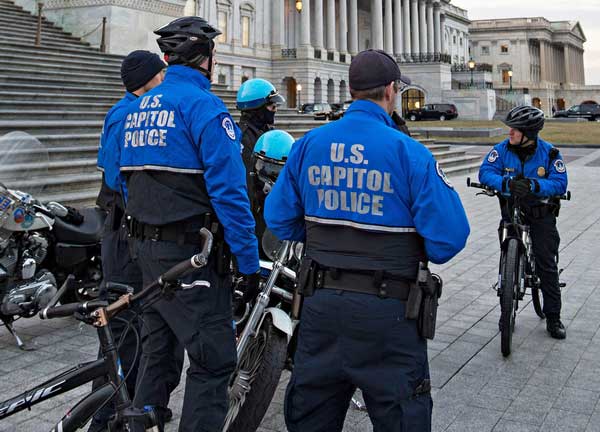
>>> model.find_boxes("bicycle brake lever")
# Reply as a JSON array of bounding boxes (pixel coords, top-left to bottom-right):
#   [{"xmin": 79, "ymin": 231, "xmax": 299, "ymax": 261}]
[{"xmin": 181, "ymin": 280, "xmax": 211, "ymax": 290}]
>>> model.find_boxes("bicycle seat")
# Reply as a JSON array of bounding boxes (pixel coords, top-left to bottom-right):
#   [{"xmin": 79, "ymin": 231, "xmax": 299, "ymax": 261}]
[{"xmin": 53, "ymin": 207, "xmax": 106, "ymax": 244}]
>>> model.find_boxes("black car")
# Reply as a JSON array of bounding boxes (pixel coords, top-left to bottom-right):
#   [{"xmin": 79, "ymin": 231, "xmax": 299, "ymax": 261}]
[
  {"xmin": 299, "ymin": 103, "xmax": 332, "ymax": 120},
  {"xmin": 329, "ymin": 100, "xmax": 353, "ymax": 120},
  {"xmin": 406, "ymin": 103, "xmax": 458, "ymax": 121},
  {"xmin": 553, "ymin": 103, "xmax": 600, "ymax": 121}
]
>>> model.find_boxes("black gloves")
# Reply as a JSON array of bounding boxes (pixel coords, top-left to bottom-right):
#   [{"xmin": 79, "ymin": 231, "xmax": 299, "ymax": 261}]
[
  {"xmin": 509, "ymin": 176, "xmax": 532, "ymax": 198},
  {"xmin": 238, "ymin": 270, "xmax": 261, "ymax": 303}
]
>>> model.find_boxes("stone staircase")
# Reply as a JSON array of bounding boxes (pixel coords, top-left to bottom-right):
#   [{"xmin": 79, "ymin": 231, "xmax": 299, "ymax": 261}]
[{"xmin": 0, "ymin": 0, "xmax": 477, "ymax": 207}]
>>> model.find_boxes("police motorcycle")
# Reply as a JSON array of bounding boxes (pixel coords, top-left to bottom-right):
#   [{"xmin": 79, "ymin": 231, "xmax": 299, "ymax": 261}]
[
  {"xmin": 0, "ymin": 132, "xmax": 104, "ymax": 349},
  {"xmin": 467, "ymin": 177, "xmax": 570, "ymax": 356},
  {"xmin": 222, "ymin": 130, "xmax": 298, "ymax": 432}
]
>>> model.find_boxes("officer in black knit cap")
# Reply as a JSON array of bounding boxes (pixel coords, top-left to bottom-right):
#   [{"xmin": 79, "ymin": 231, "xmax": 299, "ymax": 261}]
[{"xmin": 91, "ymin": 50, "xmax": 182, "ymax": 432}]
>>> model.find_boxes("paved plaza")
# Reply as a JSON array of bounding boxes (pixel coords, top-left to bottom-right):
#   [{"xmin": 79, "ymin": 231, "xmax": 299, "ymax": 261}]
[{"xmin": 1, "ymin": 146, "xmax": 599, "ymax": 432}]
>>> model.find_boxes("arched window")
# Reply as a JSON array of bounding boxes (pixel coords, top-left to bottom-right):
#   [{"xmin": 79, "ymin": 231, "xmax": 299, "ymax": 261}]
[
  {"xmin": 327, "ymin": 79, "xmax": 335, "ymax": 104},
  {"xmin": 339, "ymin": 80, "xmax": 348, "ymax": 102},
  {"xmin": 240, "ymin": 2, "xmax": 255, "ymax": 48}
]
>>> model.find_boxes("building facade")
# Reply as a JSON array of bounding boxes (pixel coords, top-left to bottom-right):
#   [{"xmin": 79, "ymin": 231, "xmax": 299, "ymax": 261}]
[{"xmin": 469, "ymin": 17, "xmax": 598, "ymax": 115}]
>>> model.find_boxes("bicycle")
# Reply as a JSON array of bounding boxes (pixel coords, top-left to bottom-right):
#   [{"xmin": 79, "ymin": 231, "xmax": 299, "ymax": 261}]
[
  {"xmin": 467, "ymin": 178, "xmax": 570, "ymax": 357},
  {"xmin": 0, "ymin": 228, "xmax": 213, "ymax": 431}
]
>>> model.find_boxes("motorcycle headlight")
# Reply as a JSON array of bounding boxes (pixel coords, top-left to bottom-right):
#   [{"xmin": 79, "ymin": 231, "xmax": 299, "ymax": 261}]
[{"xmin": 293, "ymin": 242, "xmax": 304, "ymax": 261}]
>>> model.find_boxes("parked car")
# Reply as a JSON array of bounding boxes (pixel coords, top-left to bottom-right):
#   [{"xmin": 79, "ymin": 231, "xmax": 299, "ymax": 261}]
[
  {"xmin": 299, "ymin": 103, "xmax": 332, "ymax": 120},
  {"xmin": 553, "ymin": 103, "xmax": 600, "ymax": 121},
  {"xmin": 406, "ymin": 103, "xmax": 458, "ymax": 121},
  {"xmin": 329, "ymin": 100, "xmax": 353, "ymax": 120}
]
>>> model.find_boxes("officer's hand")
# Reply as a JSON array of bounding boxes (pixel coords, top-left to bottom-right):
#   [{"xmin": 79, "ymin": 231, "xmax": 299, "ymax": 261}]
[
  {"xmin": 509, "ymin": 177, "xmax": 532, "ymax": 198},
  {"xmin": 238, "ymin": 270, "xmax": 261, "ymax": 303}
]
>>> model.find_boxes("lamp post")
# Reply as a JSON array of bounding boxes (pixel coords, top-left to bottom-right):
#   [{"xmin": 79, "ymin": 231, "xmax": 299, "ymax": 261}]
[
  {"xmin": 295, "ymin": 0, "xmax": 302, "ymax": 12},
  {"xmin": 296, "ymin": 83, "xmax": 302, "ymax": 112},
  {"xmin": 468, "ymin": 59, "xmax": 475, "ymax": 88},
  {"xmin": 508, "ymin": 70, "xmax": 513, "ymax": 92}
]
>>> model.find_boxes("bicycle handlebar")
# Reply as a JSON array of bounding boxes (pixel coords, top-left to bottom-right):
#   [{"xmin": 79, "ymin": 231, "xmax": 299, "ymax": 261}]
[
  {"xmin": 466, "ymin": 177, "xmax": 572, "ymax": 201},
  {"xmin": 39, "ymin": 228, "xmax": 213, "ymax": 321}
]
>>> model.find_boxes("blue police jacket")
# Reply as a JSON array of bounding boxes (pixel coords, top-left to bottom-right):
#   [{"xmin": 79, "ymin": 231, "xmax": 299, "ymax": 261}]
[
  {"xmin": 479, "ymin": 138, "xmax": 568, "ymax": 197},
  {"xmin": 264, "ymin": 100, "xmax": 470, "ymax": 266},
  {"xmin": 97, "ymin": 91, "xmax": 136, "ymax": 201},
  {"xmin": 119, "ymin": 65, "xmax": 259, "ymax": 274}
]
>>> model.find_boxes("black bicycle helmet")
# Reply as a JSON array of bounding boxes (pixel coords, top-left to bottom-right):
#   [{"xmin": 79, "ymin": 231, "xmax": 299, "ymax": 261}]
[
  {"xmin": 154, "ymin": 17, "xmax": 221, "ymax": 77},
  {"xmin": 502, "ymin": 105, "xmax": 545, "ymax": 142}
]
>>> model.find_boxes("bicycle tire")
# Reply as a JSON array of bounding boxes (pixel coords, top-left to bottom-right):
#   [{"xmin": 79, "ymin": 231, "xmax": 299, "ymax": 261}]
[
  {"xmin": 50, "ymin": 384, "xmax": 115, "ymax": 432},
  {"xmin": 500, "ymin": 239, "xmax": 520, "ymax": 357},
  {"xmin": 532, "ymin": 287, "xmax": 545, "ymax": 319}
]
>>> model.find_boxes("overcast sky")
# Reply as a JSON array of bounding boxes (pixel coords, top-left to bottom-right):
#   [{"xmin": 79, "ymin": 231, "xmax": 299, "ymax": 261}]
[{"xmin": 455, "ymin": 0, "xmax": 600, "ymax": 85}]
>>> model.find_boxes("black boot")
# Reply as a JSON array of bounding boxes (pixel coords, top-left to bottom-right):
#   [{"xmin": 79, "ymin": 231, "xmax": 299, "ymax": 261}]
[{"xmin": 547, "ymin": 318, "xmax": 566, "ymax": 339}]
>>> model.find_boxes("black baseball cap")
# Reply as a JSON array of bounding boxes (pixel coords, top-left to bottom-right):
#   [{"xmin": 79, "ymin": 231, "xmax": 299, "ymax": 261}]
[{"xmin": 349, "ymin": 49, "xmax": 411, "ymax": 91}]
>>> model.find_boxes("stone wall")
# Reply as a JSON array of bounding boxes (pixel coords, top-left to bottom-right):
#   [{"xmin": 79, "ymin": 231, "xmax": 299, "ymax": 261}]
[{"xmin": 442, "ymin": 89, "xmax": 497, "ymax": 120}]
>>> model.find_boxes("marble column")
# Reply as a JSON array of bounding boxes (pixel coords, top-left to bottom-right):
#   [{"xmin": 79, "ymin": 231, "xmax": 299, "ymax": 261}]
[
  {"xmin": 410, "ymin": 0, "xmax": 419, "ymax": 56},
  {"xmin": 348, "ymin": 0, "xmax": 358, "ymax": 54},
  {"xmin": 372, "ymin": 0, "xmax": 384, "ymax": 50},
  {"xmin": 339, "ymin": 0, "xmax": 348, "ymax": 55},
  {"xmin": 384, "ymin": 0, "xmax": 393, "ymax": 53},
  {"xmin": 326, "ymin": 0, "xmax": 336, "ymax": 52},
  {"xmin": 440, "ymin": 13, "xmax": 446, "ymax": 54},
  {"xmin": 433, "ymin": 2, "xmax": 440, "ymax": 53},
  {"xmin": 539, "ymin": 40, "xmax": 547, "ymax": 83},
  {"xmin": 271, "ymin": 0, "xmax": 285, "ymax": 48},
  {"xmin": 314, "ymin": 0, "xmax": 324, "ymax": 50},
  {"xmin": 426, "ymin": 0, "xmax": 434, "ymax": 54},
  {"xmin": 419, "ymin": 0, "xmax": 426, "ymax": 56},
  {"xmin": 299, "ymin": 0, "xmax": 311, "ymax": 47},
  {"xmin": 402, "ymin": 0, "xmax": 411, "ymax": 59},
  {"xmin": 393, "ymin": 0, "xmax": 403, "ymax": 57}
]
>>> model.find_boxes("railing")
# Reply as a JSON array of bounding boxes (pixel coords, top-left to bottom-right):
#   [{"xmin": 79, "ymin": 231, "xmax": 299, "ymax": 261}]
[
  {"xmin": 452, "ymin": 80, "xmax": 494, "ymax": 90},
  {"xmin": 314, "ymin": 49, "xmax": 322, "ymax": 59},
  {"xmin": 397, "ymin": 53, "xmax": 452, "ymax": 64},
  {"xmin": 34, "ymin": 2, "xmax": 43, "ymax": 47},
  {"xmin": 451, "ymin": 63, "xmax": 493, "ymax": 72},
  {"xmin": 76, "ymin": 16, "xmax": 108, "ymax": 52},
  {"xmin": 282, "ymin": 48, "xmax": 297, "ymax": 58}
]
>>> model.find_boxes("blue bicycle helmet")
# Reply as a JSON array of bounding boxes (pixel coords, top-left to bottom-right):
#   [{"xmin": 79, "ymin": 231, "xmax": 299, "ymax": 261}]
[
  {"xmin": 237, "ymin": 79, "xmax": 285, "ymax": 111},
  {"xmin": 253, "ymin": 130, "xmax": 294, "ymax": 182}
]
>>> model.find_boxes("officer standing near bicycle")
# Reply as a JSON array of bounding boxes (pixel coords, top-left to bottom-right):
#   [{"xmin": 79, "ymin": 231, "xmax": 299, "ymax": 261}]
[
  {"xmin": 264, "ymin": 49, "xmax": 470, "ymax": 432},
  {"xmin": 119, "ymin": 17, "xmax": 260, "ymax": 431},
  {"xmin": 479, "ymin": 105, "xmax": 568, "ymax": 339},
  {"xmin": 92, "ymin": 50, "xmax": 182, "ymax": 432}
]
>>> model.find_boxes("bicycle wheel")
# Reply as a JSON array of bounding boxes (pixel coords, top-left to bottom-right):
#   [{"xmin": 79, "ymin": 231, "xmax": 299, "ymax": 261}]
[{"xmin": 500, "ymin": 239, "xmax": 520, "ymax": 357}]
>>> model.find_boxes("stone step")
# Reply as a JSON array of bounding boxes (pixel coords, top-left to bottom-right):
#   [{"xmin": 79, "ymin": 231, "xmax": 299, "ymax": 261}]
[
  {"xmin": 0, "ymin": 19, "xmax": 84, "ymax": 41},
  {"xmin": 0, "ymin": 30, "xmax": 92, "ymax": 48},
  {"xmin": 0, "ymin": 110, "xmax": 107, "ymax": 121},
  {"xmin": 0, "ymin": 73, "xmax": 125, "ymax": 89},
  {"xmin": 0, "ymin": 45, "xmax": 122, "ymax": 66},
  {"xmin": 430, "ymin": 149, "xmax": 469, "ymax": 161},
  {"xmin": 444, "ymin": 160, "xmax": 481, "ymax": 177},
  {"xmin": 434, "ymin": 154, "xmax": 481, "ymax": 169},
  {"xmin": 0, "ymin": 82, "xmax": 123, "ymax": 96},
  {"xmin": 39, "ymin": 188, "xmax": 99, "ymax": 207},
  {"xmin": 0, "ymin": 36, "xmax": 110, "ymax": 57},
  {"xmin": 4, "ymin": 145, "xmax": 99, "ymax": 163},
  {"xmin": 0, "ymin": 120, "xmax": 103, "ymax": 135},
  {"xmin": 34, "ymin": 133, "xmax": 102, "ymax": 147},
  {"xmin": 0, "ymin": 158, "xmax": 97, "ymax": 176},
  {"xmin": 0, "ymin": 99, "xmax": 114, "ymax": 111},
  {"xmin": 1, "ymin": 172, "xmax": 101, "ymax": 195},
  {"xmin": 0, "ymin": 64, "xmax": 123, "ymax": 82},
  {"xmin": 0, "ymin": 90, "xmax": 120, "ymax": 104}
]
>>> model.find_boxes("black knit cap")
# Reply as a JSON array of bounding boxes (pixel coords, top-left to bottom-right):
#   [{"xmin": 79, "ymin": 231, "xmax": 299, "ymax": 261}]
[
  {"xmin": 121, "ymin": 50, "xmax": 165, "ymax": 93},
  {"xmin": 349, "ymin": 49, "xmax": 410, "ymax": 91}
]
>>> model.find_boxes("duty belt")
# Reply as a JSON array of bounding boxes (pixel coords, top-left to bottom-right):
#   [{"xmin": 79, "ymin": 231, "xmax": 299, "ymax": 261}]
[
  {"xmin": 126, "ymin": 216, "xmax": 207, "ymax": 245},
  {"xmin": 315, "ymin": 269, "xmax": 412, "ymax": 301}
]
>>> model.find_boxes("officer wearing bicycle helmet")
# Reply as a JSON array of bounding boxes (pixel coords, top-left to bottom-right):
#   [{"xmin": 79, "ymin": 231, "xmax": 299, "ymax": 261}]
[
  {"xmin": 236, "ymin": 78, "xmax": 285, "ymax": 176},
  {"xmin": 479, "ymin": 105, "xmax": 568, "ymax": 339},
  {"xmin": 265, "ymin": 49, "xmax": 470, "ymax": 432},
  {"xmin": 119, "ymin": 16, "xmax": 260, "ymax": 431},
  {"xmin": 250, "ymin": 129, "xmax": 294, "ymax": 245}
]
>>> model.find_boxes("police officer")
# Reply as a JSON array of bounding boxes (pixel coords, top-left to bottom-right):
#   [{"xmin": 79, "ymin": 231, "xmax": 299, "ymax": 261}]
[
  {"xmin": 119, "ymin": 17, "xmax": 260, "ymax": 431},
  {"xmin": 92, "ymin": 50, "xmax": 180, "ymax": 432},
  {"xmin": 264, "ymin": 49, "xmax": 470, "ymax": 432},
  {"xmin": 236, "ymin": 78, "xmax": 285, "ymax": 177},
  {"xmin": 250, "ymin": 129, "xmax": 295, "ymax": 244},
  {"xmin": 479, "ymin": 105, "xmax": 568, "ymax": 339}
]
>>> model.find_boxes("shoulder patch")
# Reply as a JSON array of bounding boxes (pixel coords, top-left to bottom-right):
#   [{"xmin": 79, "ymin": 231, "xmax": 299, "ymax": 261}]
[
  {"xmin": 221, "ymin": 117, "xmax": 236, "ymax": 140},
  {"xmin": 487, "ymin": 149, "xmax": 499, "ymax": 163},
  {"xmin": 554, "ymin": 159, "xmax": 566, "ymax": 173},
  {"xmin": 436, "ymin": 162, "xmax": 454, "ymax": 189}
]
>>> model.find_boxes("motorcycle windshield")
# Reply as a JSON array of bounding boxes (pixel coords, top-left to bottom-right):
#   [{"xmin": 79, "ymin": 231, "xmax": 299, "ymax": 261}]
[{"xmin": 0, "ymin": 131, "xmax": 49, "ymax": 199}]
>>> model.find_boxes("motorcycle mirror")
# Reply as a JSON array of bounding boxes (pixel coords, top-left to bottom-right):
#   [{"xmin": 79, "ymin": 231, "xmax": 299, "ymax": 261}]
[
  {"xmin": 261, "ymin": 229, "xmax": 283, "ymax": 261},
  {"xmin": 46, "ymin": 202, "xmax": 68, "ymax": 218}
]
